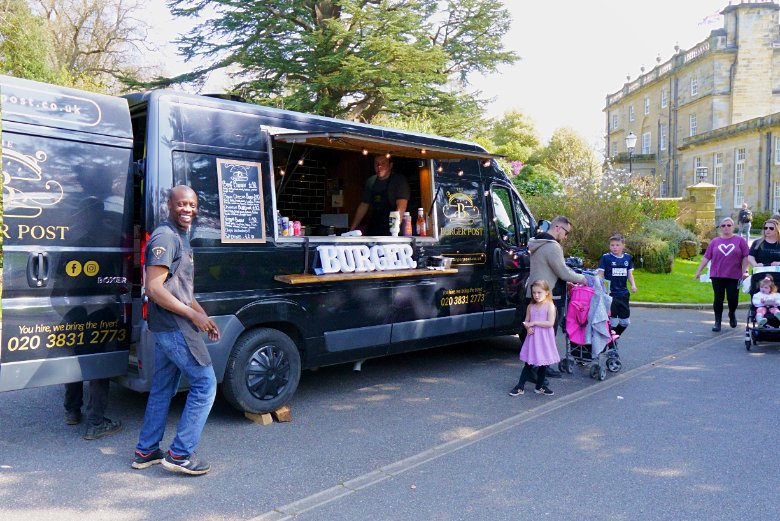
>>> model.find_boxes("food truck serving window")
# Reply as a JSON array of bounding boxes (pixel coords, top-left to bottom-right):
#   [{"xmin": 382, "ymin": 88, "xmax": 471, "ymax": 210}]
[{"xmin": 271, "ymin": 131, "xmax": 498, "ymax": 240}]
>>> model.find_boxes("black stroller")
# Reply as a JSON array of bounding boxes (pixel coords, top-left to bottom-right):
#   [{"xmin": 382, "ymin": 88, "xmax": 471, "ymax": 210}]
[{"xmin": 744, "ymin": 268, "xmax": 780, "ymax": 350}]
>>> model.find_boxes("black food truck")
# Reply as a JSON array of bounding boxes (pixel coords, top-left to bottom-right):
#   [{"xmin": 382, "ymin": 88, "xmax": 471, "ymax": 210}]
[{"xmin": 0, "ymin": 75, "xmax": 535, "ymax": 413}]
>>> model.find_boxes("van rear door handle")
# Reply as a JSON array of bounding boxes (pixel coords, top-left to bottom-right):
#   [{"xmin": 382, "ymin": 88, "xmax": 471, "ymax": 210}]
[{"xmin": 26, "ymin": 252, "xmax": 50, "ymax": 288}]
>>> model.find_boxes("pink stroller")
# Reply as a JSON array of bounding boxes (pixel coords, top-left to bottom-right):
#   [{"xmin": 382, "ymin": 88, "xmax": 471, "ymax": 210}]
[{"xmin": 559, "ymin": 280, "xmax": 622, "ymax": 380}]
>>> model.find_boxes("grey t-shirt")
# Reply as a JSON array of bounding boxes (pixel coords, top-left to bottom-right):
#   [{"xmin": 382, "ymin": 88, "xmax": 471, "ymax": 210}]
[{"xmin": 146, "ymin": 220, "xmax": 191, "ymax": 332}]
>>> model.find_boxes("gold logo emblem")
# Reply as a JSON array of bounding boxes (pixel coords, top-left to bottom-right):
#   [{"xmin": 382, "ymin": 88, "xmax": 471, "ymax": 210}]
[{"xmin": 84, "ymin": 261, "xmax": 100, "ymax": 276}]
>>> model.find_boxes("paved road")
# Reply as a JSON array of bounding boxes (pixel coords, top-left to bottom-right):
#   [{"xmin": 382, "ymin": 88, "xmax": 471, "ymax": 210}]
[{"xmin": 1, "ymin": 307, "xmax": 777, "ymax": 521}]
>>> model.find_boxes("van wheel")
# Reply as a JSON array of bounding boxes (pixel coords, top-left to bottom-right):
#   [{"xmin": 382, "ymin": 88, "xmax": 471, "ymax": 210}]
[{"xmin": 222, "ymin": 328, "xmax": 301, "ymax": 414}]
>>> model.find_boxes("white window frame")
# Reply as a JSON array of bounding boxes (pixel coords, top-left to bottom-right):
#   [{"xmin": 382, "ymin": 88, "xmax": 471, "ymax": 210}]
[
  {"xmin": 612, "ymin": 114, "xmax": 618, "ymax": 131},
  {"xmin": 774, "ymin": 136, "xmax": 780, "ymax": 165},
  {"xmin": 629, "ymin": 105, "xmax": 635, "ymax": 122},
  {"xmin": 714, "ymin": 152, "xmax": 723, "ymax": 209},
  {"xmin": 690, "ymin": 113, "xmax": 697, "ymax": 137},
  {"xmin": 660, "ymin": 124, "xmax": 667, "ymax": 151},
  {"xmin": 661, "ymin": 89, "xmax": 668, "ymax": 109},
  {"xmin": 691, "ymin": 76, "xmax": 698, "ymax": 97},
  {"xmin": 774, "ymin": 181, "xmax": 780, "ymax": 214},
  {"xmin": 644, "ymin": 96, "xmax": 650, "ymax": 115},
  {"xmin": 641, "ymin": 132, "xmax": 651, "ymax": 154},
  {"xmin": 734, "ymin": 148, "xmax": 746, "ymax": 208}
]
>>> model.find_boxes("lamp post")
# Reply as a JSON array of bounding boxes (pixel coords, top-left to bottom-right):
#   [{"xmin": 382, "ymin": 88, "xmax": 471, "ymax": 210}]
[{"xmin": 625, "ymin": 131, "xmax": 637, "ymax": 173}]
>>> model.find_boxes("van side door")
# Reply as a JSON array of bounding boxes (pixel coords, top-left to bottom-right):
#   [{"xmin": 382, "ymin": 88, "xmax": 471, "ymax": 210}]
[
  {"xmin": 0, "ymin": 76, "xmax": 134, "ymax": 391},
  {"xmin": 489, "ymin": 183, "xmax": 532, "ymax": 333}
]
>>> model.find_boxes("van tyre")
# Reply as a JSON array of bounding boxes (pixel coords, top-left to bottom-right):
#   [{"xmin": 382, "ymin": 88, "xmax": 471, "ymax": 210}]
[{"xmin": 222, "ymin": 328, "xmax": 301, "ymax": 414}]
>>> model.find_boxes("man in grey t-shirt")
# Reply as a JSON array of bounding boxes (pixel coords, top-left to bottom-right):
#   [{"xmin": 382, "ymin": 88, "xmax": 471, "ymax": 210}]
[{"xmin": 132, "ymin": 185, "xmax": 220, "ymax": 476}]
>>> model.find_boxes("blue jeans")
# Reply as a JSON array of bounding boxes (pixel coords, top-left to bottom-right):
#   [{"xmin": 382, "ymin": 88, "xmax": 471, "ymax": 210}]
[
  {"xmin": 136, "ymin": 330, "xmax": 216, "ymax": 456},
  {"xmin": 739, "ymin": 222, "xmax": 751, "ymax": 241}
]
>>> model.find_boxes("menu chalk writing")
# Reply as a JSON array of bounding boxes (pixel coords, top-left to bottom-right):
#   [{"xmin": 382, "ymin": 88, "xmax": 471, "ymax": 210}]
[{"xmin": 216, "ymin": 159, "xmax": 266, "ymax": 243}]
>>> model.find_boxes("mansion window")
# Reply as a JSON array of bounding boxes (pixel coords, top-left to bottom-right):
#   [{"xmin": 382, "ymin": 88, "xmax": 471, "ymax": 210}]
[
  {"xmin": 690, "ymin": 76, "xmax": 698, "ymax": 97},
  {"xmin": 644, "ymin": 97, "xmax": 650, "ymax": 115},
  {"xmin": 641, "ymin": 132, "xmax": 651, "ymax": 154},
  {"xmin": 713, "ymin": 152, "xmax": 723, "ymax": 209},
  {"xmin": 775, "ymin": 136, "xmax": 780, "ymax": 165},
  {"xmin": 612, "ymin": 114, "xmax": 619, "ymax": 130},
  {"xmin": 610, "ymin": 142, "xmax": 618, "ymax": 157},
  {"xmin": 689, "ymin": 114, "xmax": 697, "ymax": 137},
  {"xmin": 661, "ymin": 89, "xmax": 668, "ymax": 108},
  {"xmin": 660, "ymin": 124, "xmax": 667, "ymax": 151},
  {"xmin": 734, "ymin": 148, "xmax": 745, "ymax": 208},
  {"xmin": 629, "ymin": 105, "xmax": 635, "ymax": 122}
]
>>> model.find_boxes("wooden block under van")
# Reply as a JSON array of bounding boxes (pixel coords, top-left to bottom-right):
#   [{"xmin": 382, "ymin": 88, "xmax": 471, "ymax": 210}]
[
  {"xmin": 272, "ymin": 405, "xmax": 292, "ymax": 422},
  {"xmin": 244, "ymin": 412, "xmax": 274, "ymax": 425}
]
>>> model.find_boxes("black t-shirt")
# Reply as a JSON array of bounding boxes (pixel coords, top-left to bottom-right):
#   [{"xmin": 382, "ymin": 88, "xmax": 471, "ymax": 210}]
[
  {"xmin": 146, "ymin": 220, "xmax": 191, "ymax": 332},
  {"xmin": 749, "ymin": 239, "xmax": 780, "ymax": 265},
  {"xmin": 361, "ymin": 172, "xmax": 411, "ymax": 205}
]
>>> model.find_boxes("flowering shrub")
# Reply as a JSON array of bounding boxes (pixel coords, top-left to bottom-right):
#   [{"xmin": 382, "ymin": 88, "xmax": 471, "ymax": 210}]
[{"xmin": 525, "ymin": 168, "xmax": 680, "ymax": 266}]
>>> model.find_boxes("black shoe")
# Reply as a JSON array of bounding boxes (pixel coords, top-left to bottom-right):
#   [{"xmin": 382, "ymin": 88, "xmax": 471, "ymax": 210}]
[
  {"xmin": 712, "ymin": 322, "xmax": 721, "ymax": 332},
  {"xmin": 83, "ymin": 417, "xmax": 122, "ymax": 440},
  {"xmin": 162, "ymin": 451, "xmax": 211, "ymax": 476},
  {"xmin": 509, "ymin": 386, "xmax": 524, "ymax": 396},
  {"xmin": 65, "ymin": 410, "xmax": 82, "ymax": 426},
  {"xmin": 729, "ymin": 315, "xmax": 738, "ymax": 328},
  {"xmin": 131, "ymin": 448, "xmax": 165, "ymax": 469},
  {"xmin": 534, "ymin": 386, "xmax": 555, "ymax": 396}
]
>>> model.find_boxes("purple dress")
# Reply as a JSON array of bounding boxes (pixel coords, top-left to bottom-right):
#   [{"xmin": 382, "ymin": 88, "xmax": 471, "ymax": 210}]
[{"xmin": 520, "ymin": 303, "xmax": 560, "ymax": 366}]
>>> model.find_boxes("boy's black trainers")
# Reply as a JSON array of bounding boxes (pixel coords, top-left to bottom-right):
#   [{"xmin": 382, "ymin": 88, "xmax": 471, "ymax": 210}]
[
  {"xmin": 508, "ymin": 387, "xmax": 524, "ymax": 396},
  {"xmin": 162, "ymin": 451, "xmax": 211, "ymax": 476},
  {"xmin": 131, "ymin": 449, "xmax": 165, "ymax": 469},
  {"xmin": 534, "ymin": 386, "xmax": 554, "ymax": 396},
  {"xmin": 83, "ymin": 417, "xmax": 122, "ymax": 440}
]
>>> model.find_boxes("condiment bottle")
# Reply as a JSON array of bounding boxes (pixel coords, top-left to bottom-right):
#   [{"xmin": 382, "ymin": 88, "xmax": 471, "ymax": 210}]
[
  {"xmin": 416, "ymin": 208, "xmax": 427, "ymax": 236},
  {"xmin": 402, "ymin": 211, "xmax": 413, "ymax": 236}
]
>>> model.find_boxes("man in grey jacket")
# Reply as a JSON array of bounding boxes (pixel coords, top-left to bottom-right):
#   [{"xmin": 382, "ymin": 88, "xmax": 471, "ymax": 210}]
[{"xmin": 523, "ymin": 216, "xmax": 587, "ymax": 377}]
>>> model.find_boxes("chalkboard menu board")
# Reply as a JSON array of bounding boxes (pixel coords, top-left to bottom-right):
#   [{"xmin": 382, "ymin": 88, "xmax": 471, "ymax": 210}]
[{"xmin": 216, "ymin": 159, "xmax": 266, "ymax": 243}]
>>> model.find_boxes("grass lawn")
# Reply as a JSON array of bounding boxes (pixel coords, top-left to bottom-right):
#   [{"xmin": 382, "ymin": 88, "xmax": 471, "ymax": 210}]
[{"xmin": 632, "ymin": 256, "xmax": 750, "ymax": 304}]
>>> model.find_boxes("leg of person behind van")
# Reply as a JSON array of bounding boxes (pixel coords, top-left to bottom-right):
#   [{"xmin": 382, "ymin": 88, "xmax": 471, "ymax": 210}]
[
  {"xmin": 64, "ymin": 379, "xmax": 121, "ymax": 440},
  {"xmin": 134, "ymin": 330, "xmax": 216, "ymax": 474}
]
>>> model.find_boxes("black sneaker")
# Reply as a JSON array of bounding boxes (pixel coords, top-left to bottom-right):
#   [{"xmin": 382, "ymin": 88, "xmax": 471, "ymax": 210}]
[
  {"xmin": 534, "ymin": 386, "xmax": 555, "ymax": 396},
  {"xmin": 162, "ymin": 451, "xmax": 211, "ymax": 476},
  {"xmin": 65, "ymin": 410, "xmax": 82, "ymax": 425},
  {"xmin": 83, "ymin": 417, "xmax": 122, "ymax": 440},
  {"xmin": 509, "ymin": 387, "xmax": 524, "ymax": 396},
  {"xmin": 131, "ymin": 449, "xmax": 165, "ymax": 469}
]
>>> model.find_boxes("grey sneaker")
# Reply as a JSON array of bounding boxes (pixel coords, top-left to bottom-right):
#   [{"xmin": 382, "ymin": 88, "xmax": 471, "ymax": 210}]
[
  {"xmin": 83, "ymin": 418, "xmax": 122, "ymax": 440},
  {"xmin": 162, "ymin": 451, "xmax": 211, "ymax": 476},
  {"xmin": 132, "ymin": 449, "xmax": 165, "ymax": 469},
  {"xmin": 65, "ymin": 410, "xmax": 82, "ymax": 425}
]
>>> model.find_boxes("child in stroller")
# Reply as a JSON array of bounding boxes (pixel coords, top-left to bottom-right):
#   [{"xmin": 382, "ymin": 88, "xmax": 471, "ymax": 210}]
[
  {"xmin": 745, "ymin": 269, "xmax": 780, "ymax": 350},
  {"xmin": 752, "ymin": 275, "xmax": 780, "ymax": 327}
]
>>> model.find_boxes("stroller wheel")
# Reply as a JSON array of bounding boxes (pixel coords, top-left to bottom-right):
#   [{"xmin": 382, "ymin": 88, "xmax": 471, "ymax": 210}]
[
  {"xmin": 745, "ymin": 340, "xmax": 752, "ymax": 351},
  {"xmin": 599, "ymin": 366, "xmax": 607, "ymax": 381},
  {"xmin": 607, "ymin": 357, "xmax": 622, "ymax": 373},
  {"xmin": 558, "ymin": 360, "xmax": 567, "ymax": 373},
  {"xmin": 565, "ymin": 358, "xmax": 574, "ymax": 374},
  {"xmin": 589, "ymin": 365, "xmax": 599, "ymax": 379}
]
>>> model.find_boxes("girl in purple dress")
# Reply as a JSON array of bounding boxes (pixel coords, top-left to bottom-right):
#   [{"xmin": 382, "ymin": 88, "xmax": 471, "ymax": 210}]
[{"xmin": 510, "ymin": 279, "xmax": 559, "ymax": 396}]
